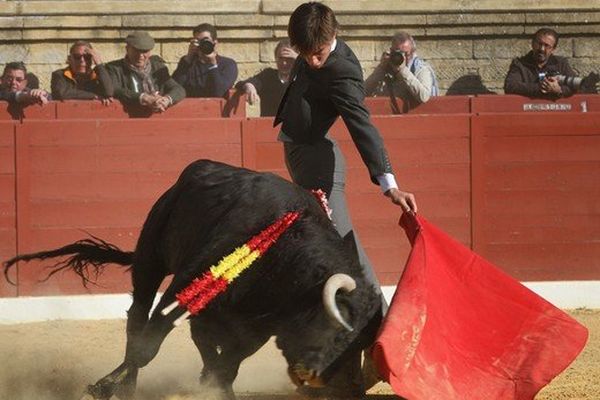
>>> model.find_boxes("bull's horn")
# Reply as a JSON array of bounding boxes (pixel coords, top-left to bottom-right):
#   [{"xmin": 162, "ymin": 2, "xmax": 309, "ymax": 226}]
[{"xmin": 322, "ymin": 273, "xmax": 356, "ymax": 332}]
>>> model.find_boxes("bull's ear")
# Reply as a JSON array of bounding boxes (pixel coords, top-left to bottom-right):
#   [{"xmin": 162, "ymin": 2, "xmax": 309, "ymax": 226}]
[{"xmin": 342, "ymin": 231, "xmax": 360, "ymax": 260}]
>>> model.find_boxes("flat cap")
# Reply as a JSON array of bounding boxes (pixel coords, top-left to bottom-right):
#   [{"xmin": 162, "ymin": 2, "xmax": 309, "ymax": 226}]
[{"xmin": 125, "ymin": 31, "xmax": 155, "ymax": 51}]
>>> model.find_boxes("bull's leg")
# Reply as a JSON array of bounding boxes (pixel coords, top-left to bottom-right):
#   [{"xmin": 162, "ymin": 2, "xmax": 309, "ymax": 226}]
[
  {"xmin": 190, "ymin": 317, "xmax": 270, "ymax": 400},
  {"xmin": 84, "ymin": 257, "xmax": 167, "ymax": 400}
]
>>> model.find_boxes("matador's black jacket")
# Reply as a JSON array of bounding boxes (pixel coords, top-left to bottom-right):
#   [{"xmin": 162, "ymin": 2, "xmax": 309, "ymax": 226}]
[{"xmin": 274, "ymin": 39, "xmax": 393, "ymax": 184}]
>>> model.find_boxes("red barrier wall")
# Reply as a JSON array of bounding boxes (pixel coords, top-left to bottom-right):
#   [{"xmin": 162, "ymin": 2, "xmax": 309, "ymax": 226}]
[
  {"xmin": 0, "ymin": 122, "xmax": 17, "ymax": 297},
  {"xmin": 55, "ymin": 98, "xmax": 226, "ymax": 119},
  {"xmin": 0, "ymin": 101, "xmax": 56, "ymax": 120},
  {"xmin": 11, "ymin": 118, "xmax": 243, "ymax": 296},
  {"xmin": 471, "ymin": 112, "xmax": 600, "ymax": 281},
  {"xmin": 2, "ymin": 96, "xmax": 599, "ymax": 297},
  {"xmin": 241, "ymin": 115, "xmax": 472, "ymax": 285},
  {"xmin": 331, "ymin": 115, "xmax": 472, "ymax": 284},
  {"xmin": 364, "ymin": 96, "xmax": 471, "ymax": 115},
  {"xmin": 472, "ymin": 94, "xmax": 600, "ymax": 113},
  {"xmin": 0, "ymin": 97, "xmax": 246, "ymax": 121}
]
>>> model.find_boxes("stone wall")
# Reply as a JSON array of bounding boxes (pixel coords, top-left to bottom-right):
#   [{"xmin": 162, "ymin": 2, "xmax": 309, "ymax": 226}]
[{"xmin": 1, "ymin": 0, "xmax": 599, "ymax": 94}]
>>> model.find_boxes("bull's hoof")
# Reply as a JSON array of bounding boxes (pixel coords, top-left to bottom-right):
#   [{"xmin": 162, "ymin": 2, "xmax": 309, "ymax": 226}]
[{"xmin": 84, "ymin": 383, "xmax": 115, "ymax": 400}]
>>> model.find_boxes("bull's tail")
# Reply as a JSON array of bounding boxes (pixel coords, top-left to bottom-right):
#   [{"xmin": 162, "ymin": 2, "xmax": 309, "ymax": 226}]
[{"xmin": 3, "ymin": 234, "xmax": 134, "ymax": 287}]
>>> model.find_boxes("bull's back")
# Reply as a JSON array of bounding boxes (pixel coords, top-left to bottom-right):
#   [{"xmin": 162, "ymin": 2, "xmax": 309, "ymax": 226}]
[
  {"xmin": 141, "ymin": 160, "xmax": 326, "ymax": 275},
  {"xmin": 134, "ymin": 160, "xmax": 369, "ymax": 324}
]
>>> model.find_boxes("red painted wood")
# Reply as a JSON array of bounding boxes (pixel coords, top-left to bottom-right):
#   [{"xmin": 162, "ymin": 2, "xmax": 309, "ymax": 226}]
[
  {"xmin": 471, "ymin": 113, "xmax": 600, "ymax": 281},
  {"xmin": 364, "ymin": 96, "xmax": 471, "ymax": 115},
  {"xmin": 408, "ymin": 96, "xmax": 471, "ymax": 114},
  {"xmin": 14, "ymin": 123, "xmax": 34, "ymax": 296},
  {"xmin": 472, "ymin": 94, "xmax": 600, "ymax": 114},
  {"xmin": 223, "ymin": 92, "xmax": 247, "ymax": 118},
  {"xmin": 14, "ymin": 118, "xmax": 245, "ymax": 295},
  {"xmin": 241, "ymin": 115, "xmax": 472, "ymax": 286},
  {"xmin": 0, "ymin": 101, "xmax": 56, "ymax": 120},
  {"xmin": 364, "ymin": 97, "xmax": 397, "ymax": 115},
  {"xmin": 4, "ymin": 109, "xmax": 600, "ymax": 297},
  {"xmin": 0, "ymin": 122, "xmax": 17, "ymax": 296},
  {"xmin": 485, "ymin": 243, "xmax": 600, "ymax": 281},
  {"xmin": 54, "ymin": 98, "xmax": 226, "ymax": 119}
]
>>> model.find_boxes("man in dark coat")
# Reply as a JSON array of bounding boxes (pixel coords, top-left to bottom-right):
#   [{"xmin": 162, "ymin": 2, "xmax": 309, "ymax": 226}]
[
  {"xmin": 236, "ymin": 38, "xmax": 298, "ymax": 116},
  {"xmin": 51, "ymin": 40, "xmax": 113, "ymax": 102},
  {"xmin": 0, "ymin": 61, "xmax": 50, "ymax": 105},
  {"xmin": 274, "ymin": 2, "xmax": 418, "ymax": 397},
  {"xmin": 173, "ymin": 23, "xmax": 238, "ymax": 98},
  {"xmin": 107, "ymin": 31, "xmax": 185, "ymax": 113},
  {"xmin": 504, "ymin": 27, "xmax": 578, "ymax": 99}
]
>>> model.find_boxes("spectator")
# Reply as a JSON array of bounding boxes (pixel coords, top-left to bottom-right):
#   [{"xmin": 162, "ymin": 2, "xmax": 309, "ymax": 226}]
[
  {"xmin": 25, "ymin": 73, "xmax": 40, "ymax": 90},
  {"xmin": 173, "ymin": 23, "xmax": 238, "ymax": 98},
  {"xmin": 504, "ymin": 28, "xmax": 578, "ymax": 98},
  {"xmin": 365, "ymin": 31, "xmax": 439, "ymax": 112},
  {"xmin": 236, "ymin": 39, "xmax": 298, "ymax": 116},
  {"xmin": 0, "ymin": 61, "xmax": 50, "ymax": 105},
  {"xmin": 51, "ymin": 40, "xmax": 114, "ymax": 103},
  {"xmin": 107, "ymin": 31, "xmax": 185, "ymax": 113}
]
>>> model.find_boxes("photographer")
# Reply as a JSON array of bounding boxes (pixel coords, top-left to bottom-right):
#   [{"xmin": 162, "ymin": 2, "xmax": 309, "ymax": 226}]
[
  {"xmin": 173, "ymin": 23, "xmax": 238, "ymax": 98},
  {"xmin": 504, "ymin": 28, "xmax": 578, "ymax": 99},
  {"xmin": 51, "ymin": 40, "xmax": 114, "ymax": 103},
  {"xmin": 365, "ymin": 31, "xmax": 438, "ymax": 112}
]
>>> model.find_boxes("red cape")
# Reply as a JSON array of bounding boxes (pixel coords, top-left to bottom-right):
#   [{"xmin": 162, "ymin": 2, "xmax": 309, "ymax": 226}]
[{"xmin": 372, "ymin": 214, "xmax": 588, "ymax": 400}]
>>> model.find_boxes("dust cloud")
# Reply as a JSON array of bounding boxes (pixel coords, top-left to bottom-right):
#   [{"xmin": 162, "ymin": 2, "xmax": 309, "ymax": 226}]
[{"xmin": 0, "ymin": 310, "xmax": 598, "ymax": 399}]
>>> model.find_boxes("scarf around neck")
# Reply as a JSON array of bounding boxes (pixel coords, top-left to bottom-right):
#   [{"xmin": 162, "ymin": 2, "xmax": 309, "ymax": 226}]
[{"xmin": 126, "ymin": 59, "xmax": 157, "ymax": 94}]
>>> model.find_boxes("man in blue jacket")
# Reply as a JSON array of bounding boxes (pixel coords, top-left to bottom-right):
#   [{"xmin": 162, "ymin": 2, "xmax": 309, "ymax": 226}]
[{"xmin": 173, "ymin": 23, "xmax": 238, "ymax": 98}]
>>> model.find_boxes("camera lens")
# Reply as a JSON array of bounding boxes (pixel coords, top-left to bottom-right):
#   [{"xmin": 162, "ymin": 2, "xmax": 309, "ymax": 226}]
[
  {"xmin": 558, "ymin": 76, "xmax": 583, "ymax": 90},
  {"xmin": 199, "ymin": 39, "xmax": 215, "ymax": 55},
  {"xmin": 389, "ymin": 50, "xmax": 405, "ymax": 67}
]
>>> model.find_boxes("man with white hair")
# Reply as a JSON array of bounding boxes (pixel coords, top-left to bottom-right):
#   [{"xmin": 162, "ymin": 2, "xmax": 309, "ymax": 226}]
[{"xmin": 365, "ymin": 31, "xmax": 439, "ymax": 112}]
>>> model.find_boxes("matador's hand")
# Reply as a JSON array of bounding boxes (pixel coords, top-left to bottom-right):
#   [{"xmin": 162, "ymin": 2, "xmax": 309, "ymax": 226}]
[{"xmin": 385, "ymin": 188, "xmax": 418, "ymax": 213}]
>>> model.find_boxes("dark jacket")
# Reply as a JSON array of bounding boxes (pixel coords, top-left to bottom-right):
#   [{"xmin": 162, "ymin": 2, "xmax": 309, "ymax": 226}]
[
  {"xmin": 106, "ymin": 55, "xmax": 185, "ymax": 105},
  {"xmin": 274, "ymin": 39, "xmax": 392, "ymax": 183},
  {"xmin": 51, "ymin": 64, "xmax": 113, "ymax": 100},
  {"xmin": 504, "ymin": 51, "xmax": 577, "ymax": 98},
  {"xmin": 0, "ymin": 90, "xmax": 16, "ymax": 102},
  {"xmin": 173, "ymin": 55, "xmax": 238, "ymax": 98},
  {"xmin": 236, "ymin": 68, "xmax": 289, "ymax": 117}
]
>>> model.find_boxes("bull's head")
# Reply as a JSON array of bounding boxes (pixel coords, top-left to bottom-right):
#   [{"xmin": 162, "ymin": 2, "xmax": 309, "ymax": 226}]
[{"xmin": 276, "ymin": 272, "xmax": 382, "ymax": 390}]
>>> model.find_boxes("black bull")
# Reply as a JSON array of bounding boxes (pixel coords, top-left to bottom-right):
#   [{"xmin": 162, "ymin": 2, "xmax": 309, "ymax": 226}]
[{"xmin": 4, "ymin": 160, "xmax": 382, "ymax": 399}]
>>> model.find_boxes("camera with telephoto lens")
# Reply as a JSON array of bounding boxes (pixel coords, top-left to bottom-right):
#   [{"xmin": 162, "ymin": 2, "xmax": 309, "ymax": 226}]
[
  {"xmin": 192, "ymin": 38, "xmax": 215, "ymax": 55},
  {"xmin": 538, "ymin": 71, "xmax": 583, "ymax": 90},
  {"xmin": 388, "ymin": 49, "xmax": 405, "ymax": 67}
]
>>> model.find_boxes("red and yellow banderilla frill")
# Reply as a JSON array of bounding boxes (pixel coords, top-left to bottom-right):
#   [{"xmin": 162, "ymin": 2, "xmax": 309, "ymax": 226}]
[{"xmin": 161, "ymin": 211, "xmax": 301, "ymax": 326}]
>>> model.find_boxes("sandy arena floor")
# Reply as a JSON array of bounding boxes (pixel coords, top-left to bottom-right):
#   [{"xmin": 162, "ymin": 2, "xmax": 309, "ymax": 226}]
[{"xmin": 0, "ymin": 309, "xmax": 597, "ymax": 400}]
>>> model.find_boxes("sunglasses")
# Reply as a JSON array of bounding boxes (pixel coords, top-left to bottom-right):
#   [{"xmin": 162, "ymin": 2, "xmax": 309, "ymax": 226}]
[{"xmin": 71, "ymin": 54, "xmax": 93, "ymax": 62}]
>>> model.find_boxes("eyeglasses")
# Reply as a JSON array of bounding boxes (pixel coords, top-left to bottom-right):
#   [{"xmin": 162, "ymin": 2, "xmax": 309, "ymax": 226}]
[
  {"xmin": 71, "ymin": 54, "xmax": 92, "ymax": 61},
  {"xmin": 3, "ymin": 76, "xmax": 26, "ymax": 83}
]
